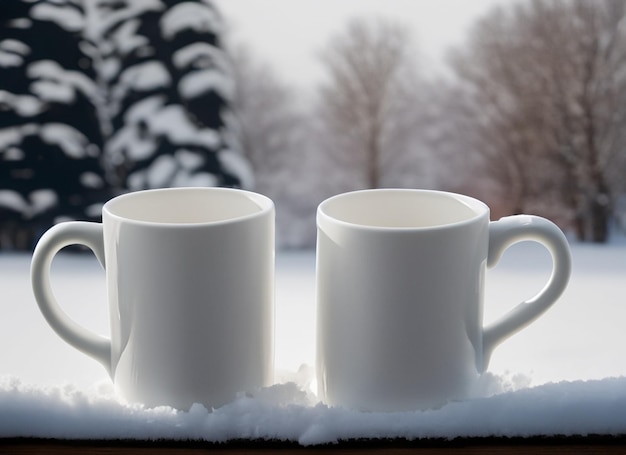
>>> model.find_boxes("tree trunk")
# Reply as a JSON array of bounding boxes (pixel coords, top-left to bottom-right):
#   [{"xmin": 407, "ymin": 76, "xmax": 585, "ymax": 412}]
[
  {"xmin": 573, "ymin": 215, "xmax": 586, "ymax": 242},
  {"xmin": 589, "ymin": 188, "xmax": 611, "ymax": 243},
  {"xmin": 590, "ymin": 201, "xmax": 609, "ymax": 242}
]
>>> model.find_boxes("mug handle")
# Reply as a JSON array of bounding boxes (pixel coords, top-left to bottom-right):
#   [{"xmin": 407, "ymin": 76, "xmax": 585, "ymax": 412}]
[
  {"xmin": 31, "ymin": 221, "xmax": 112, "ymax": 376},
  {"xmin": 481, "ymin": 215, "xmax": 572, "ymax": 371}
]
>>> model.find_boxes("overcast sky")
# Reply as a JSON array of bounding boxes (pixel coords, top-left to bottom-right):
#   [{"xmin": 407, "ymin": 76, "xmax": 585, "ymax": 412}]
[{"xmin": 214, "ymin": 0, "xmax": 507, "ymax": 86}]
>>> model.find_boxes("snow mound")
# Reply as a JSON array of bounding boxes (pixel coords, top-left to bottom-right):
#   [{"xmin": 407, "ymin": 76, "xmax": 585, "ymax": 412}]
[{"xmin": 1, "ymin": 376, "xmax": 625, "ymax": 445}]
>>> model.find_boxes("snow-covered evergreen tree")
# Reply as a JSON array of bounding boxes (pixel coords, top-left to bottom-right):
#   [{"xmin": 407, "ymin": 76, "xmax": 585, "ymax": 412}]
[
  {"xmin": 0, "ymin": 0, "xmax": 251, "ymax": 249},
  {"xmin": 95, "ymin": 0, "xmax": 252, "ymax": 190},
  {"xmin": 0, "ymin": 0, "xmax": 108, "ymax": 249}
]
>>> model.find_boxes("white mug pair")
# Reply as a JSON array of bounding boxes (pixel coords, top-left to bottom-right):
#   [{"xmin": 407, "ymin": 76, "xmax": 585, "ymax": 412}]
[{"xmin": 32, "ymin": 187, "xmax": 571, "ymax": 412}]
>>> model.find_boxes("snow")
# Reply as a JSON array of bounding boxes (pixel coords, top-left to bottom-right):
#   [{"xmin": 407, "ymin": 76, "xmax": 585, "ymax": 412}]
[
  {"xmin": 123, "ymin": 95, "xmax": 165, "ymax": 125},
  {"xmin": 30, "ymin": 80, "xmax": 75, "ymax": 104},
  {"xmin": 106, "ymin": 19, "xmax": 149, "ymax": 58},
  {"xmin": 148, "ymin": 104, "xmax": 220, "ymax": 147},
  {"xmin": 96, "ymin": 0, "xmax": 165, "ymax": 41},
  {"xmin": 0, "ymin": 51, "xmax": 23, "ymax": 68},
  {"xmin": 105, "ymin": 97, "xmax": 161, "ymax": 162},
  {"xmin": 99, "ymin": 56, "xmax": 121, "ymax": 82},
  {"xmin": 0, "ymin": 189, "xmax": 58, "ymax": 218},
  {"xmin": 0, "ymin": 190, "xmax": 27, "ymax": 213},
  {"xmin": 112, "ymin": 97, "xmax": 222, "ymax": 151},
  {"xmin": 179, "ymin": 68, "xmax": 234, "ymax": 100},
  {"xmin": 146, "ymin": 154, "xmax": 177, "ymax": 188},
  {"xmin": 1, "ymin": 377, "xmax": 625, "ymax": 443},
  {"xmin": 30, "ymin": 2, "xmax": 84, "ymax": 33},
  {"xmin": 28, "ymin": 189, "xmax": 57, "ymax": 217},
  {"xmin": 27, "ymin": 60, "xmax": 99, "ymax": 102},
  {"xmin": 218, "ymin": 148, "xmax": 255, "ymax": 190},
  {"xmin": 0, "ymin": 39, "xmax": 30, "ymax": 56},
  {"xmin": 1, "ymin": 239, "xmax": 625, "ymax": 442},
  {"xmin": 40, "ymin": 123, "xmax": 91, "ymax": 159},
  {"xmin": 0, "ymin": 127, "xmax": 22, "ymax": 150},
  {"xmin": 125, "ymin": 152, "xmax": 219, "ymax": 191},
  {"xmin": 3, "ymin": 147, "xmax": 25, "ymax": 161},
  {"xmin": 0, "ymin": 90, "xmax": 45, "ymax": 117},
  {"xmin": 172, "ymin": 42, "xmax": 219, "ymax": 69},
  {"xmin": 160, "ymin": 2, "xmax": 222, "ymax": 41},
  {"xmin": 171, "ymin": 172, "xmax": 218, "ymax": 188},
  {"xmin": 112, "ymin": 61, "xmax": 171, "ymax": 104},
  {"xmin": 106, "ymin": 98, "xmax": 223, "ymax": 169},
  {"xmin": 106, "ymin": 127, "xmax": 156, "ymax": 163},
  {"xmin": 79, "ymin": 172, "xmax": 105, "ymax": 189},
  {"xmin": 0, "ymin": 39, "xmax": 30, "ymax": 68},
  {"xmin": 175, "ymin": 149, "xmax": 204, "ymax": 170}
]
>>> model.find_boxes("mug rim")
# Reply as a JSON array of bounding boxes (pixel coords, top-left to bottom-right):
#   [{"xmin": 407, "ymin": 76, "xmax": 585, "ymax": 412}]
[
  {"xmin": 103, "ymin": 187, "xmax": 274, "ymax": 227},
  {"xmin": 317, "ymin": 188, "xmax": 489, "ymax": 231}
]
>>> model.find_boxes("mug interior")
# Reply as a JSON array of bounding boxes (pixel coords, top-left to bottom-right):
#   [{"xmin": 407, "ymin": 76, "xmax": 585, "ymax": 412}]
[
  {"xmin": 104, "ymin": 187, "xmax": 271, "ymax": 224},
  {"xmin": 319, "ymin": 189, "xmax": 487, "ymax": 229}
]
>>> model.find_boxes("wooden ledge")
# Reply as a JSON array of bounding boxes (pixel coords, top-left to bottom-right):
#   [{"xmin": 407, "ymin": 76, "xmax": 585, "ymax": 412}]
[{"xmin": 2, "ymin": 435, "xmax": 626, "ymax": 454}]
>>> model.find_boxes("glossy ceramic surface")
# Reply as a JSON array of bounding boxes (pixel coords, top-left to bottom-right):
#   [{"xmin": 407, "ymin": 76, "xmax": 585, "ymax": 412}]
[
  {"xmin": 31, "ymin": 187, "xmax": 275, "ymax": 410},
  {"xmin": 316, "ymin": 189, "xmax": 571, "ymax": 411}
]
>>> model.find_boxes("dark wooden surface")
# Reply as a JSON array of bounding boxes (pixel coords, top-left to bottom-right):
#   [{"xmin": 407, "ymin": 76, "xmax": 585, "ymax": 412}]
[{"xmin": 2, "ymin": 436, "xmax": 626, "ymax": 454}]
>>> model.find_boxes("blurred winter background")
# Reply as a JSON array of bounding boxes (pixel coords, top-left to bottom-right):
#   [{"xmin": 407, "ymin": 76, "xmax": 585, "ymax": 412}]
[
  {"xmin": 2, "ymin": 0, "xmax": 626, "ymax": 249},
  {"xmin": 1, "ymin": 0, "xmax": 626, "ymax": 439}
]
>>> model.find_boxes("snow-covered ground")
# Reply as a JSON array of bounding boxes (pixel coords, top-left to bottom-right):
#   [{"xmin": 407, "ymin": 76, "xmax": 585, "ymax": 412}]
[{"xmin": 1, "ymin": 238, "xmax": 625, "ymax": 442}]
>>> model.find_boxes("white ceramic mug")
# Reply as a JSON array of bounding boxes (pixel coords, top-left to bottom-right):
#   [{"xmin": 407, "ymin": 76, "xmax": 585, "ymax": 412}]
[
  {"xmin": 31, "ymin": 187, "xmax": 275, "ymax": 410},
  {"xmin": 316, "ymin": 189, "xmax": 571, "ymax": 411}
]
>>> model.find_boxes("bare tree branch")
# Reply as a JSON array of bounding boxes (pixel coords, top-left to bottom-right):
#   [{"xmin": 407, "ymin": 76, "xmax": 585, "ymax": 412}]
[
  {"xmin": 316, "ymin": 16, "xmax": 424, "ymax": 190},
  {"xmin": 450, "ymin": 0, "xmax": 626, "ymax": 242}
]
